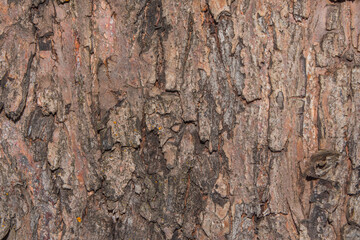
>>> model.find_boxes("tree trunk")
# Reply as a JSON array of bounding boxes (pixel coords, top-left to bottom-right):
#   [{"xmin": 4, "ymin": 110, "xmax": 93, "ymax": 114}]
[{"xmin": 0, "ymin": 0, "xmax": 359, "ymax": 239}]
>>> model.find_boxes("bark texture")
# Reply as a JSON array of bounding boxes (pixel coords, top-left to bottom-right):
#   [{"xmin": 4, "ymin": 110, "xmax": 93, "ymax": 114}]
[{"xmin": 0, "ymin": 0, "xmax": 360, "ymax": 239}]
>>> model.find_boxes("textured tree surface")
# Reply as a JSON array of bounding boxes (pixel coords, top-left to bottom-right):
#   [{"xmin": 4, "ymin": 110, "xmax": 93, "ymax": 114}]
[{"xmin": 1, "ymin": 0, "xmax": 360, "ymax": 239}]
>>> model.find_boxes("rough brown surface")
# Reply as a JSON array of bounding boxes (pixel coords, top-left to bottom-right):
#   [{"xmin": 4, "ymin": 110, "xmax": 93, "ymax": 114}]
[{"xmin": 0, "ymin": 0, "xmax": 360, "ymax": 239}]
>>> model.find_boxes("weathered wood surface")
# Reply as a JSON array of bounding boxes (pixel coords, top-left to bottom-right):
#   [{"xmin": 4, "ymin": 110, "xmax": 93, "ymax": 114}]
[{"xmin": 0, "ymin": 0, "xmax": 360, "ymax": 239}]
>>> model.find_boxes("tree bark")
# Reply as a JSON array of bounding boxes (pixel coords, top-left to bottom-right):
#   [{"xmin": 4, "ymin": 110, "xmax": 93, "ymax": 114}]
[{"xmin": 0, "ymin": 0, "xmax": 359, "ymax": 239}]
